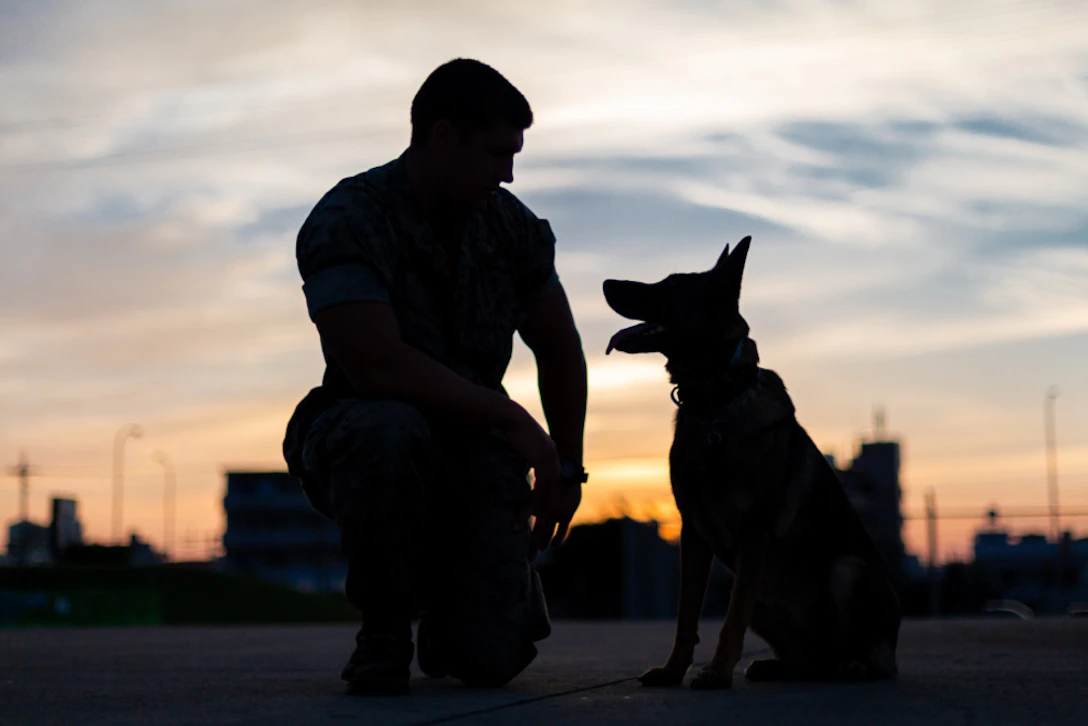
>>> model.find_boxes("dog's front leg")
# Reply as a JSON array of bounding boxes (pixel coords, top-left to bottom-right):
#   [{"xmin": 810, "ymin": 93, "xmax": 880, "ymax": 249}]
[
  {"xmin": 639, "ymin": 523, "xmax": 713, "ymax": 687},
  {"xmin": 690, "ymin": 534, "xmax": 768, "ymax": 690}
]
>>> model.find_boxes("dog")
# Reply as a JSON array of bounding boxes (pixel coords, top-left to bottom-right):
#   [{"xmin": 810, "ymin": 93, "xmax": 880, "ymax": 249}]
[{"xmin": 602, "ymin": 236, "xmax": 901, "ymax": 690}]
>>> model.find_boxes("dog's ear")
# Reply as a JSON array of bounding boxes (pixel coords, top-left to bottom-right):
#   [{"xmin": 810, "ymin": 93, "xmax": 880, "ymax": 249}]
[
  {"xmin": 710, "ymin": 235, "xmax": 751, "ymax": 301},
  {"xmin": 713, "ymin": 243, "xmax": 730, "ymax": 270},
  {"xmin": 603, "ymin": 279, "xmax": 667, "ymax": 322}
]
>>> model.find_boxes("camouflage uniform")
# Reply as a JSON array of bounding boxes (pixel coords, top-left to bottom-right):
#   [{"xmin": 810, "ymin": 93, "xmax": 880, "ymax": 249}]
[{"xmin": 282, "ymin": 153, "xmax": 558, "ymax": 687}]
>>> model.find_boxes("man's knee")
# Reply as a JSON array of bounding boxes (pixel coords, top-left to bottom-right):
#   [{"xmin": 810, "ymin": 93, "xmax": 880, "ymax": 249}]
[
  {"xmin": 323, "ymin": 400, "xmax": 431, "ymax": 466},
  {"xmin": 443, "ymin": 627, "xmax": 537, "ymax": 688},
  {"xmin": 302, "ymin": 399, "xmax": 433, "ymax": 531}
]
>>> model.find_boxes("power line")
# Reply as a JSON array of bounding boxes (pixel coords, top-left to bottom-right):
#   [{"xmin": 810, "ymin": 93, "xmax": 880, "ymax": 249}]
[{"xmin": 902, "ymin": 507, "xmax": 1088, "ymax": 521}]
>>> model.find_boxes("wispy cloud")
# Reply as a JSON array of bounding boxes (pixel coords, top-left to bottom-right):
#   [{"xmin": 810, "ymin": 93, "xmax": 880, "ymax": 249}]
[{"xmin": 2, "ymin": 0, "xmax": 1087, "ymax": 558}]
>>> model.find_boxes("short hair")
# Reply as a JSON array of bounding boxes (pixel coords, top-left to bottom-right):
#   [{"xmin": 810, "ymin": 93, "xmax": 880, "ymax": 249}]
[{"xmin": 410, "ymin": 59, "xmax": 533, "ymax": 148}]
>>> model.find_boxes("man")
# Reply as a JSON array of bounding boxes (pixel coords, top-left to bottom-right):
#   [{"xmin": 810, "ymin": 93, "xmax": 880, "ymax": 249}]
[{"xmin": 282, "ymin": 58, "xmax": 588, "ymax": 695}]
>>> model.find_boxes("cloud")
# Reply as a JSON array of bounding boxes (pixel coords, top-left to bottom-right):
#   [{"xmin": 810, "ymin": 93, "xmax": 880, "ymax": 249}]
[{"xmin": 2, "ymin": 0, "xmax": 1088, "ymax": 555}]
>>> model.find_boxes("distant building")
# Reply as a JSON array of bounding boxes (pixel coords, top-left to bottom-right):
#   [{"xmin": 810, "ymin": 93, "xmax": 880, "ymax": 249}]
[
  {"xmin": 831, "ymin": 440, "xmax": 907, "ymax": 587},
  {"xmin": 536, "ymin": 517, "xmax": 734, "ymax": 619},
  {"xmin": 49, "ymin": 497, "xmax": 83, "ymax": 559},
  {"xmin": 6, "ymin": 520, "xmax": 51, "ymax": 565},
  {"xmin": 973, "ymin": 527, "xmax": 1088, "ymax": 614},
  {"xmin": 6, "ymin": 496, "xmax": 86, "ymax": 567},
  {"xmin": 221, "ymin": 471, "xmax": 345, "ymax": 592}
]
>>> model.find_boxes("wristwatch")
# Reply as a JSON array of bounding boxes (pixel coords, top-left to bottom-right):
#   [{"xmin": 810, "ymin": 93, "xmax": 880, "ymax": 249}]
[{"xmin": 559, "ymin": 459, "xmax": 589, "ymax": 485}]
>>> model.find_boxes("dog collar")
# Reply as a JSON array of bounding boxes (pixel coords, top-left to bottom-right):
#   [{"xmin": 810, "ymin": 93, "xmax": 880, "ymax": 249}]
[
  {"xmin": 669, "ymin": 336, "xmax": 749, "ymax": 407},
  {"xmin": 673, "ymin": 367, "xmax": 764, "ymax": 448}
]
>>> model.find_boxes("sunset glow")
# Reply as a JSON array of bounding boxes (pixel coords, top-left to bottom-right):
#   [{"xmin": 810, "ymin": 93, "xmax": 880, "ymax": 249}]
[{"xmin": 3, "ymin": 1, "xmax": 1087, "ymax": 564}]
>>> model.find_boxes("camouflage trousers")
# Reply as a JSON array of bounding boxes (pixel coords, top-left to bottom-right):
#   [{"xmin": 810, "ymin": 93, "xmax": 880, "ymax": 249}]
[{"xmin": 284, "ymin": 391, "xmax": 550, "ymax": 687}]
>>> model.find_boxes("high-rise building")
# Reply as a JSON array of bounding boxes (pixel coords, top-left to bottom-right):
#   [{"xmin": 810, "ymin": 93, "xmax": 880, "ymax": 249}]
[
  {"xmin": 835, "ymin": 439, "xmax": 907, "ymax": 587},
  {"xmin": 49, "ymin": 497, "xmax": 83, "ymax": 559}
]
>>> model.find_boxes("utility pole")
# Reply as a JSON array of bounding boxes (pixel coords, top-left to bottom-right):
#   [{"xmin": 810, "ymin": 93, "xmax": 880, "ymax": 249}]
[
  {"xmin": 112, "ymin": 424, "xmax": 143, "ymax": 545},
  {"xmin": 1044, "ymin": 386, "xmax": 1060, "ymax": 542},
  {"xmin": 8, "ymin": 450, "xmax": 33, "ymax": 522},
  {"xmin": 151, "ymin": 451, "xmax": 176, "ymax": 561},
  {"xmin": 925, "ymin": 489, "xmax": 940, "ymax": 617}
]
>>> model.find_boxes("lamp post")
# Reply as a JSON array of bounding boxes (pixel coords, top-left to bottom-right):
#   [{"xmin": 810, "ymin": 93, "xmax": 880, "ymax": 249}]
[
  {"xmin": 111, "ymin": 424, "xmax": 143, "ymax": 545},
  {"xmin": 1044, "ymin": 386, "xmax": 1060, "ymax": 542},
  {"xmin": 151, "ymin": 451, "xmax": 176, "ymax": 561}
]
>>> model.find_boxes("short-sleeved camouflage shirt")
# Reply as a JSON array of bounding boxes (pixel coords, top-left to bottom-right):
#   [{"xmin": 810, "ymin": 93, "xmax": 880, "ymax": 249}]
[{"xmin": 296, "ymin": 153, "xmax": 560, "ymax": 397}]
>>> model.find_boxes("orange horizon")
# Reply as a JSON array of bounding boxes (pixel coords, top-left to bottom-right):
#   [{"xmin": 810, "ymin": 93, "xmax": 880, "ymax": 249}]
[
  {"xmin": 5, "ymin": 357, "xmax": 1086, "ymax": 568},
  {"xmin": 8, "ymin": 446, "xmax": 1086, "ymax": 567}
]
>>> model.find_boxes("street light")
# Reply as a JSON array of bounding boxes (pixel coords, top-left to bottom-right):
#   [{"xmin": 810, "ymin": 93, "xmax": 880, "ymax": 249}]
[
  {"xmin": 111, "ymin": 423, "xmax": 143, "ymax": 545},
  {"xmin": 1044, "ymin": 386, "xmax": 1060, "ymax": 542},
  {"xmin": 151, "ymin": 451, "xmax": 176, "ymax": 561}
]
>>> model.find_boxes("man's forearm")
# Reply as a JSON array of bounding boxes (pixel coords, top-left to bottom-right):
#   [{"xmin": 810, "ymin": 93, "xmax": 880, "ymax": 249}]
[
  {"xmin": 535, "ymin": 343, "xmax": 587, "ymax": 464},
  {"xmin": 343, "ymin": 339, "xmax": 524, "ymax": 428}
]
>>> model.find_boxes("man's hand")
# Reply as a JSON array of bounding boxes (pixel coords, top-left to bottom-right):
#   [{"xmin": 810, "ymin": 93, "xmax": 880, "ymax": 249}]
[
  {"xmin": 531, "ymin": 471, "xmax": 582, "ymax": 553},
  {"xmin": 517, "ymin": 283, "xmax": 586, "ymax": 553},
  {"xmin": 506, "ymin": 410, "xmax": 580, "ymax": 553}
]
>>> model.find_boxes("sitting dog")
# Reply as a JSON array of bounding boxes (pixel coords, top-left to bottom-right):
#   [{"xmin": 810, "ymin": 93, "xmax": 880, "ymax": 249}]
[{"xmin": 603, "ymin": 236, "xmax": 901, "ymax": 690}]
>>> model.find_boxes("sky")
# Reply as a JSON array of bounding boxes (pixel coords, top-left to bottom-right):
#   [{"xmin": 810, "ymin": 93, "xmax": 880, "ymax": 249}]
[{"xmin": 2, "ymin": 0, "xmax": 1087, "ymax": 563}]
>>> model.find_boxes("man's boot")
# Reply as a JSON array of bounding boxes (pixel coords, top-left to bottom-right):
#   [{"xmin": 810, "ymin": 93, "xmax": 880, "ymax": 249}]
[
  {"xmin": 415, "ymin": 615, "xmax": 447, "ymax": 679},
  {"xmin": 341, "ymin": 627, "xmax": 414, "ymax": 696}
]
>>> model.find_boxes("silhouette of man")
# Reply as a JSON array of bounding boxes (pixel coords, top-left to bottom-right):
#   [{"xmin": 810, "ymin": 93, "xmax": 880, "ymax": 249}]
[{"xmin": 283, "ymin": 59, "xmax": 587, "ymax": 695}]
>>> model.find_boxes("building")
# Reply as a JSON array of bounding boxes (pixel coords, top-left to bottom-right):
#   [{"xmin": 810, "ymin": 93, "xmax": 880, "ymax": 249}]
[
  {"xmin": 6, "ymin": 496, "xmax": 86, "ymax": 566},
  {"xmin": 49, "ymin": 497, "xmax": 83, "ymax": 558},
  {"xmin": 6, "ymin": 520, "xmax": 51, "ymax": 565},
  {"xmin": 536, "ymin": 517, "xmax": 735, "ymax": 619},
  {"xmin": 221, "ymin": 471, "xmax": 345, "ymax": 592},
  {"xmin": 829, "ymin": 438, "xmax": 907, "ymax": 588},
  {"xmin": 973, "ymin": 526, "xmax": 1088, "ymax": 614}
]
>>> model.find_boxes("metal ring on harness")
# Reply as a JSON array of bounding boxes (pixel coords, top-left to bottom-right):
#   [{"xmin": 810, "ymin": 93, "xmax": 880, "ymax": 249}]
[{"xmin": 707, "ymin": 430, "xmax": 722, "ymax": 447}]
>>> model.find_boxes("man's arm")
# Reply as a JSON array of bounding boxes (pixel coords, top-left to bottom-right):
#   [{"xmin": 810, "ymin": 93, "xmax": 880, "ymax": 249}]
[
  {"xmin": 519, "ymin": 283, "xmax": 587, "ymax": 464},
  {"xmin": 313, "ymin": 302, "xmax": 561, "ymax": 494},
  {"xmin": 518, "ymin": 283, "xmax": 588, "ymax": 548},
  {"xmin": 315, "ymin": 301, "xmax": 519, "ymax": 425}
]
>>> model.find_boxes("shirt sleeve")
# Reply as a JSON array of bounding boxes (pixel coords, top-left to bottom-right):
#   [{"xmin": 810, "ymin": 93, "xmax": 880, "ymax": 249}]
[
  {"xmin": 295, "ymin": 192, "xmax": 396, "ymax": 321},
  {"xmin": 504, "ymin": 195, "xmax": 560, "ymax": 307}
]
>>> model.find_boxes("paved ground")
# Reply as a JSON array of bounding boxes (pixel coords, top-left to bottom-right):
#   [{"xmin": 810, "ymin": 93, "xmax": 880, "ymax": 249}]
[{"xmin": 2, "ymin": 618, "xmax": 1086, "ymax": 725}]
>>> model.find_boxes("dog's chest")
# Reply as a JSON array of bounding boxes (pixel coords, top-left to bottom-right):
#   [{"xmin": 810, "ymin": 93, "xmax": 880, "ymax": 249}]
[{"xmin": 669, "ymin": 435, "xmax": 760, "ymax": 565}]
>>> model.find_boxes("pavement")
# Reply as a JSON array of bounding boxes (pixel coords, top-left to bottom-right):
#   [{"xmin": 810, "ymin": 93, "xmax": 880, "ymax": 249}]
[{"xmin": 1, "ymin": 618, "xmax": 1086, "ymax": 725}]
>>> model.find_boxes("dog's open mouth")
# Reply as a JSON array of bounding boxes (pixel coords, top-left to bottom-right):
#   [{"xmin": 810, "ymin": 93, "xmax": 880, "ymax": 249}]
[
  {"xmin": 602, "ymin": 278, "xmax": 669, "ymax": 355},
  {"xmin": 606, "ymin": 322, "xmax": 666, "ymax": 355}
]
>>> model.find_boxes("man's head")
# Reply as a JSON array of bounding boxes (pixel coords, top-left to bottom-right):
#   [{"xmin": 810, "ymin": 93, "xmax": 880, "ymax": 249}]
[{"xmin": 409, "ymin": 59, "xmax": 533, "ymax": 210}]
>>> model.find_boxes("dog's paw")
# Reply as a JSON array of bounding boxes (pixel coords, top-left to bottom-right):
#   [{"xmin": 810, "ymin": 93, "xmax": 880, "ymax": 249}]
[
  {"xmin": 690, "ymin": 667, "xmax": 733, "ymax": 690},
  {"xmin": 638, "ymin": 665, "xmax": 687, "ymax": 687}
]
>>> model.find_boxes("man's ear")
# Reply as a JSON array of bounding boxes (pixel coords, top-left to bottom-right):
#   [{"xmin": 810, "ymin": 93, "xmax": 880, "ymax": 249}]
[{"xmin": 430, "ymin": 119, "xmax": 455, "ymax": 150}]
